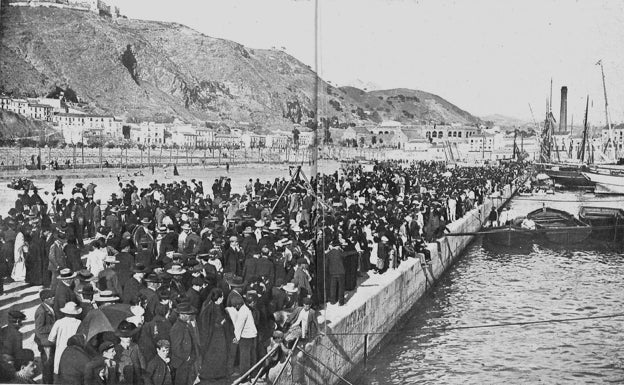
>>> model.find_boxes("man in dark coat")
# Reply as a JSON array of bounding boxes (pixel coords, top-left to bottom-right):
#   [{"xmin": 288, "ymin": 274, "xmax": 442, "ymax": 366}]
[
  {"xmin": 0, "ymin": 309, "xmax": 25, "ymax": 359},
  {"xmin": 326, "ymin": 240, "xmax": 346, "ymax": 305},
  {"xmin": 185, "ymin": 277, "xmax": 203, "ymax": 311},
  {"xmin": 143, "ymin": 340, "xmax": 173, "ymax": 385},
  {"xmin": 170, "ymin": 303, "xmax": 200, "ymax": 385},
  {"xmin": 84, "ymin": 342, "xmax": 119, "ymax": 385},
  {"xmin": 53, "ymin": 269, "xmax": 78, "ymax": 318},
  {"xmin": 222, "ymin": 236, "xmax": 243, "ymax": 274},
  {"xmin": 122, "ymin": 263, "xmax": 147, "ymax": 304},
  {"xmin": 58, "ymin": 335, "xmax": 90, "ymax": 385},
  {"xmin": 34, "ymin": 289, "xmax": 56, "ymax": 384}
]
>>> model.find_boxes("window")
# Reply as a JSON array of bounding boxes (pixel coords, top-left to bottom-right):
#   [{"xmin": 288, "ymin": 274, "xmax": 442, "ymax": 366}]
[
  {"xmin": 458, "ymin": 132, "xmax": 462, "ymax": 138},
  {"xmin": 438, "ymin": 131, "xmax": 443, "ymax": 137},
  {"xmin": 432, "ymin": 131, "xmax": 437, "ymax": 138}
]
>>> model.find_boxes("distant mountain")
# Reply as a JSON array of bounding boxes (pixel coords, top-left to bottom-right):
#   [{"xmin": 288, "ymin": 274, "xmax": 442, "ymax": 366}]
[
  {"xmin": 341, "ymin": 79, "xmax": 382, "ymax": 92},
  {"xmin": 341, "ymin": 87, "xmax": 482, "ymax": 125},
  {"xmin": 0, "ymin": 5, "xmax": 482, "ymax": 128},
  {"xmin": 481, "ymin": 114, "xmax": 530, "ymax": 128}
]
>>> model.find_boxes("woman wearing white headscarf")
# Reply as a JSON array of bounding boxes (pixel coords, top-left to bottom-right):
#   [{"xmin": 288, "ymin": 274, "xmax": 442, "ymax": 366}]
[{"xmin": 11, "ymin": 229, "xmax": 26, "ymax": 281}]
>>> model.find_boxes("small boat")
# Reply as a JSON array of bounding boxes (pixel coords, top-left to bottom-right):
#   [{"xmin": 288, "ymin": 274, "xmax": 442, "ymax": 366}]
[
  {"xmin": 483, "ymin": 221, "xmax": 534, "ymax": 247},
  {"xmin": 536, "ymin": 163, "xmax": 595, "ymax": 188},
  {"xmin": 579, "ymin": 206, "xmax": 624, "ymax": 241},
  {"xmin": 581, "ymin": 167, "xmax": 624, "ymax": 194},
  {"xmin": 527, "ymin": 207, "xmax": 591, "ymax": 244}
]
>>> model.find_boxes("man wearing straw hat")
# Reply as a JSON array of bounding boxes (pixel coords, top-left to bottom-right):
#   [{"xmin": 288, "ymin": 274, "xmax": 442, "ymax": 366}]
[
  {"xmin": 48, "ymin": 301, "xmax": 82, "ymax": 381},
  {"xmin": 53, "ymin": 268, "xmax": 78, "ymax": 318}
]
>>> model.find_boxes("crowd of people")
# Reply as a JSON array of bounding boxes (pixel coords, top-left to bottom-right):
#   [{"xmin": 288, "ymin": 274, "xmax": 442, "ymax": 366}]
[{"xmin": 0, "ymin": 160, "xmax": 523, "ymax": 384}]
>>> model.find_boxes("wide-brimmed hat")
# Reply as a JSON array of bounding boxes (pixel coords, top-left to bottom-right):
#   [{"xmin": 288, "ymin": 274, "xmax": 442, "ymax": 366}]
[
  {"xmin": 116, "ymin": 320, "xmax": 139, "ymax": 337},
  {"xmin": 176, "ymin": 302, "xmax": 197, "ymax": 315},
  {"xmin": 268, "ymin": 222, "xmax": 281, "ymax": 231},
  {"xmin": 131, "ymin": 263, "xmax": 149, "ymax": 274},
  {"xmin": 156, "ymin": 226, "xmax": 167, "ymax": 234},
  {"xmin": 58, "ymin": 268, "xmax": 76, "ymax": 280},
  {"xmin": 282, "ymin": 283, "xmax": 298, "ymax": 294},
  {"xmin": 255, "ymin": 220, "xmax": 265, "ymax": 228},
  {"xmin": 166, "ymin": 264, "xmax": 186, "ymax": 275},
  {"xmin": 60, "ymin": 301, "xmax": 82, "ymax": 315},
  {"xmin": 94, "ymin": 290, "xmax": 120, "ymax": 303},
  {"xmin": 291, "ymin": 225, "xmax": 303, "ymax": 233},
  {"xmin": 181, "ymin": 223, "xmax": 191, "ymax": 231},
  {"xmin": 243, "ymin": 226, "xmax": 253, "ymax": 234},
  {"xmin": 180, "ymin": 207, "xmax": 190, "ymax": 214},
  {"xmin": 140, "ymin": 217, "xmax": 151, "ymax": 225}
]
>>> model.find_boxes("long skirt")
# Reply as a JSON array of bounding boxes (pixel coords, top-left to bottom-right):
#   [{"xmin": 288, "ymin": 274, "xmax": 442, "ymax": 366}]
[{"xmin": 198, "ymin": 324, "xmax": 229, "ymax": 380}]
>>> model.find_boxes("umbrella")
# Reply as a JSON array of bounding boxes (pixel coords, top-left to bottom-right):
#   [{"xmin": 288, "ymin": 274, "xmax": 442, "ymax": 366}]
[{"xmin": 77, "ymin": 303, "xmax": 133, "ymax": 342}]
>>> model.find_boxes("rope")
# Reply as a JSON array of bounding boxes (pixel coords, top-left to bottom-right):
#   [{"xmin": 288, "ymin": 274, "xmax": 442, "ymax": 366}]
[
  {"xmin": 322, "ymin": 312, "xmax": 624, "ymax": 336},
  {"xmin": 297, "ymin": 346, "xmax": 355, "ymax": 385}
]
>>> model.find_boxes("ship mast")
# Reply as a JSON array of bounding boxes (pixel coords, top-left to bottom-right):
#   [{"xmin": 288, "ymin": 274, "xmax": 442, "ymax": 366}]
[
  {"xmin": 578, "ymin": 96, "xmax": 589, "ymax": 163},
  {"xmin": 596, "ymin": 60, "xmax": 616, "ymax": 161}
]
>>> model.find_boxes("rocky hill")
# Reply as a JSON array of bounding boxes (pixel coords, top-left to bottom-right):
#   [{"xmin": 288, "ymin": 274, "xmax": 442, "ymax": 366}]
[
  {"xmin": 0, "ymin": 109, "xmax": 54, "ymax": 139},
  {"xmin": 0, "ymin": 5, "xmax": 481, "ymax": 127}
]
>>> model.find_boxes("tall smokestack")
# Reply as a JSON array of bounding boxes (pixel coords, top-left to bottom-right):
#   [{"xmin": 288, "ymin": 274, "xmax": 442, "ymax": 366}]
[{"xmin": 559, "ymin": 86, "xmax": 568, "ymax": 133}]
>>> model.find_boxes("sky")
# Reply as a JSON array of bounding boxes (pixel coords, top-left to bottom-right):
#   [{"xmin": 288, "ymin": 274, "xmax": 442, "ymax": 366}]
[{"xmin": 111, "ymin": 0, "xmax": 624, "ymax": 125}]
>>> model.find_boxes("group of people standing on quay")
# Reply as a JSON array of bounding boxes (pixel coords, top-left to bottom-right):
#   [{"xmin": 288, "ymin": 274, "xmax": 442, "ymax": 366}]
[{"xmin": 0, "ymin": 160, "xmax": 522, "ymax": 384}]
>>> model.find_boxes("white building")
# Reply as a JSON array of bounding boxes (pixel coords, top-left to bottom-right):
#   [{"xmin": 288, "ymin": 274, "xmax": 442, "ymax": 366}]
[
  {"xmin": 266, "ymin": 132, "xmax": 290, "ymax": 148},
  {"xmin": 170, "ymin": 125, "xmax": 197, "ymax": 148},
  {"xmin": 53, "ymin": 113, "xmax": 119, "ymax": 144},
  {"xmin": 133, "ymin": 122, "xmax": 165, "ymax": 146},
  {"xmin": 240, "ymin": 132, "xmax": 266, "ymax": 148}
]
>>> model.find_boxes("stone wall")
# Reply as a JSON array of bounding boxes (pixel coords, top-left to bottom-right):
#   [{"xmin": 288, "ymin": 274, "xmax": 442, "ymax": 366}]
[{"xmin": 277, "ymin": 184, "xmax": 514, "ymax": 384}]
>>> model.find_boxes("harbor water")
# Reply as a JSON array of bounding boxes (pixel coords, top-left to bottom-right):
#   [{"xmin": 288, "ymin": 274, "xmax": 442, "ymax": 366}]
[{"xmin": 354, "ymin": 191, "xmax": 624, "ymax": 384}]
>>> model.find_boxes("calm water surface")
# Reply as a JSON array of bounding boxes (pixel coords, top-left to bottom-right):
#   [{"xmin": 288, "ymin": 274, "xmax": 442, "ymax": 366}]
[{"xmin": 356, "ymin": 192, "xmax": 624, "ymax": 384}]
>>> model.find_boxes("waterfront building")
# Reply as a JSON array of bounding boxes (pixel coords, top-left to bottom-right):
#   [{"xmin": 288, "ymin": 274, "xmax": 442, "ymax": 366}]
[
  {"xmin": 130, "ymin": 122, "xmax": 165, "ymax": 146},
  {"xmin": 240, "ymin": 132, "xmax": 267, "ymax": 148},
  {"xmin": 266, "ymin": 132, "xmax": 290, "ymax": 148},
  {"xmin": 53, "ymin": 112, "xmax": 120, "ymax": 144},
  {"xmin": 195, "ymin": 127, "xmax": 216, "ymax": 149}
]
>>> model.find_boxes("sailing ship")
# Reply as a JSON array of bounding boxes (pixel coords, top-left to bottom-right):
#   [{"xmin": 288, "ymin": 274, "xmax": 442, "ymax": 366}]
[
  {"xmin": 536, "ymin": 93, "xmax": 594, "ymax": 188},
  {"xmin": 579, "ymin": 60, "xmax": 624, "ymax": 193}
]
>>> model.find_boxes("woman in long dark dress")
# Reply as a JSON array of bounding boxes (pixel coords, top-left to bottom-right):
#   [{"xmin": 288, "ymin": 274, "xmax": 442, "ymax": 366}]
[
  {"xmin": 197, "ymin": 288, "xmax": 232, "ymax": 381},
  {"xmin": 25, "ymin": 226, "xmax": 45, "ymax": 285}
]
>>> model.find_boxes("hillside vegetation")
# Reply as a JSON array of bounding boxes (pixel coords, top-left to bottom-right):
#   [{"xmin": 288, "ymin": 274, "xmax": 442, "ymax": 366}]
[{"xmin": 0, "ymin": 6, "xmax": 481, "ymax": 127}]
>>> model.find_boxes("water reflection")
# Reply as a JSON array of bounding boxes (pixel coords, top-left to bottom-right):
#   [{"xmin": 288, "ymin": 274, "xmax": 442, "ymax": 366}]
[{"xmin": 354, "ymin": 236, "xmax": 624, "ymax": 384}]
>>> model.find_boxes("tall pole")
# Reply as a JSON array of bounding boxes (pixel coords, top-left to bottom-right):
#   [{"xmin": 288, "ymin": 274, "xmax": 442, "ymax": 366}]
[
  {"xmin": 311, "ymin": 0, "xmax": 319, "ymax": 179},
  {"xmin": 596, "ymin": 60, "xmax": 615, "ymax": 160}
]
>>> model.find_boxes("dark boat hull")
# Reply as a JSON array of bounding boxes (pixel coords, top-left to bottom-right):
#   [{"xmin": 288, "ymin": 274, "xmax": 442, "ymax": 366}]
[
  {"xmin": 543, "ymin": 169, "xmax": 595, "ymax": 188},
  {"xmin": 484, "ymin": 225, "xmax": 533, "ymax": 247},
  {"xmin": 579, "ymin": 206, "xmax": 624, "ymax": 241},
  {"xmin": 527, "ymin": 207, "xmax": 592, "ymax": 244}
]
